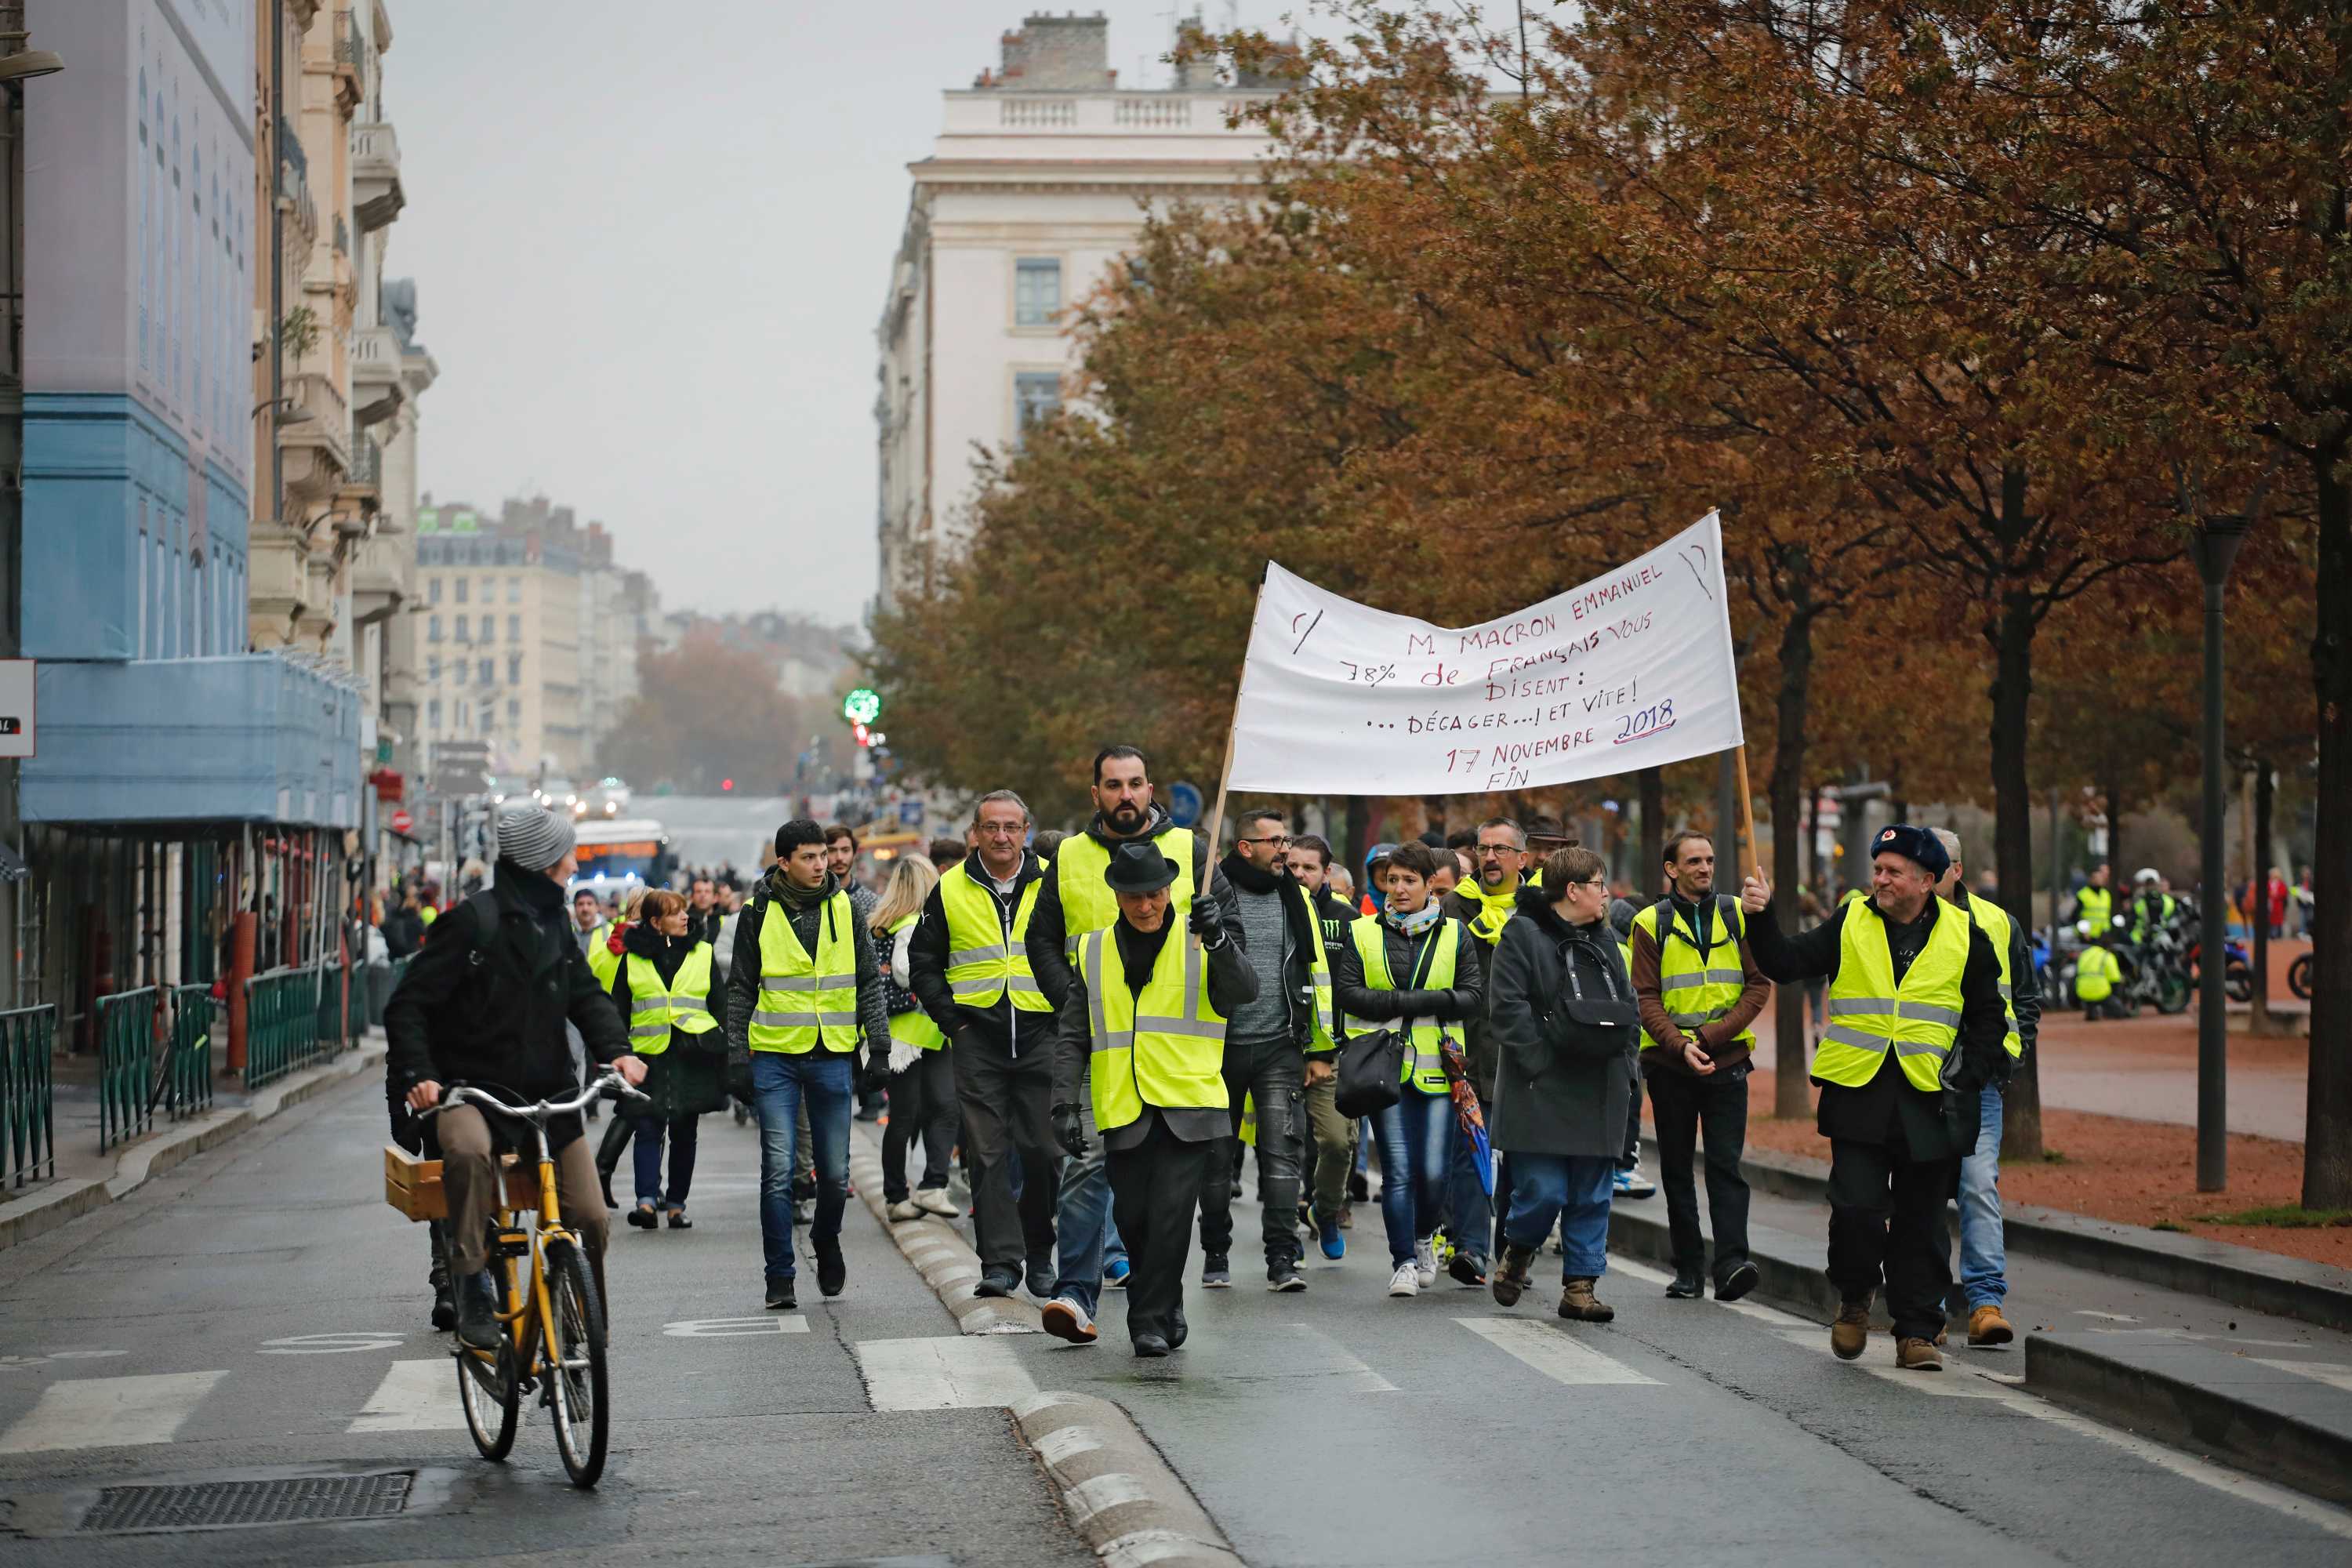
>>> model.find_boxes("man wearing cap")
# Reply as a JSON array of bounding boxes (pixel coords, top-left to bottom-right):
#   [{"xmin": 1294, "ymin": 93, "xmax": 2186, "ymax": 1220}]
[
  {"xmin": 1740, "ymin": 822, "xmax": 2009, "ymax": 1370},
  {"xmin": 387, "ymin": 804, "xmax": 645, "ymax": 1352},
  {"xmin": 1051, "ymin": 841, "xmax": 1258, "ymax": 1357}
]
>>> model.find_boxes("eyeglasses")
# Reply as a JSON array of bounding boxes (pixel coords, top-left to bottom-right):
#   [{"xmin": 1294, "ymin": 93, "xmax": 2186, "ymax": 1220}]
[
  {"xmin": 975, "ymin": 823, "xmax": 1026, "ymax": 837},
  {"xmin": 1240, "ymin": 834, "xmax": 1291, "ymax": 847},
  {"xmin": 1475, "ymin": 844, "xmax": 1520, "ymax": 858}
]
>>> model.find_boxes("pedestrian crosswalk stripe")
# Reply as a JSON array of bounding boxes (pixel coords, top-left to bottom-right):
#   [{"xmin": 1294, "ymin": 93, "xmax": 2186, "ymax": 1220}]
[
  {"xmin": 349, "ymin": 1359, "xmax": 463, "ymax": 1432},
  {"xmin": 855, "ymin": 1336, "xmax": 1040, "ymax": 1410},
  {"xmin": 1454, "ymin": 1318, "xmax": 1661, "ymax": 1386},
  {"xmin": 0, "ymin": 1370, "xmax": 227, "ymax": 1454}
]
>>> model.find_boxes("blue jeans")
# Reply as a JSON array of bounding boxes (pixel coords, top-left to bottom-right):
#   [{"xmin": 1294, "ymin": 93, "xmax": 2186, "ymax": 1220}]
[
  {"xmin": 1502, "ymin": 1154, "xmax": 1616, "ymax": 1280},
  {"xmin": 754, "ymin": 1051, "xmax": 853, "ymax": 1284},
  {"xmin": 1958, "ymin": 1087, "xmax": 2006, "ymax": 1308},
  {"xmin": 1375, "ymin": 1087, "xmax": 1454, "ymax": 1269},
  {"xmin": 630, "ymin": 1114, "xmax": 699, "ymax": 1209},
  {"xmin": 1051, "ymin": 1088, "xmax": 1112, "ymax": 1316}
]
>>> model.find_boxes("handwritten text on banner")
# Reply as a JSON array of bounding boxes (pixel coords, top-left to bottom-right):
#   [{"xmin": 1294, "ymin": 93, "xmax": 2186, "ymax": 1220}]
[{"xmin": 1226, "ymin": 511, "xmax": 1743, "ymax": 796}]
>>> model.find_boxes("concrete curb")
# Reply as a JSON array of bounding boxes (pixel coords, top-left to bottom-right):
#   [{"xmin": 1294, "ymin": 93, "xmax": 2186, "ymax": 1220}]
[
  {"xmin": 1639, "ymin": 1131, "xmax": 2352, "ymax": 1332},
  {"xmin": 0, "ymin": 1041, "xmax": 387, "ymax": 1254},
  {"xmin": 2025, "ymin": 1333, "xmax": 2352, "ymax": 1509},
  {"xmin": 1011, "ymin": 1390, "xmax": 1243, "ymax": 1568},
  {"xmin": 847, "ymin": 1122, "xmax": 1042, "ymax": 1336}
]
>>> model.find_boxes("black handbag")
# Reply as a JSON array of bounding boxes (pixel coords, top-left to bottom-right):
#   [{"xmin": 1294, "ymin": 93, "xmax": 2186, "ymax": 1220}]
[
  {"xmin": 1548, "ymin": 932, "xmax": 1641, "ymax": 1059},
  {"xmin": 1334, "ymin": 921, "xmax": 1446, "ymax": 1119}
]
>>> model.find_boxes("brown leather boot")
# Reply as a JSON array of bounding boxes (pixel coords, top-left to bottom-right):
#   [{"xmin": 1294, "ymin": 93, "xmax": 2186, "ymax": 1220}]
[
  {"xmin": 1557, "ymin": 1277, "xmax": 1615, "ymax": 1323},
  {"xmin": 1967, "ymin": 1304, "xmax": 2015, "ymax": 1346},
  {"xmin": 1897, "ymin": 1337, "xmax": 1944, "ymax": 1371},
  {"xmin": 1491, "ymin": 1244, "xmax": 1534, "ymax": 1308},
  {"xmin": 1831, "ymin": 1298, "xmax": 1871, "ymax": 1360}
]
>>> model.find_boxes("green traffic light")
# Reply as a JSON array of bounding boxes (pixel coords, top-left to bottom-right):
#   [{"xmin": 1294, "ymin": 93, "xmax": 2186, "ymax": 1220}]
[{"xmin": 842, "ymin": 688, "xmax": 883, "ymax": 725}]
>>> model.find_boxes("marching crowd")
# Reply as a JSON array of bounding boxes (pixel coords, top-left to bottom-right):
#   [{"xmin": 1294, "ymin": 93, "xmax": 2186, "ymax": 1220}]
[{"xmin": 383, "ymin": 743, "xmax": 2037, "ymax": 1370}]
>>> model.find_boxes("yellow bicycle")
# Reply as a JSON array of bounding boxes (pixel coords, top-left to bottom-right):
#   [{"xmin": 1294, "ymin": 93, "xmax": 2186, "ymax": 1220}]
[{"xmin": 412, "ymin": 1068, "xmax": 646, "ymax": 1487}]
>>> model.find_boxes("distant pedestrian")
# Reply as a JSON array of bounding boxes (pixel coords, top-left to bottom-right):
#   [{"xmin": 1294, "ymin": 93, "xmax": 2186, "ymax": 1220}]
[
  {"xmin": 1485, "ymin": 847, "xmax": 1639, "ymax": 1323},
  {"xmin": 929, "ymin": 836, "xmax": 967, "ymax": 873},
  {"xmin": 1288, "ymin": 833, "xmax": 1361, "ymax": 1253},
  {"xmin": 874, "ymin": 855, "xmax": 960, "ymax": 1222},
  {"xmin": 607, "ymin": 889, "xmax": 727, "ymax": 1232}
]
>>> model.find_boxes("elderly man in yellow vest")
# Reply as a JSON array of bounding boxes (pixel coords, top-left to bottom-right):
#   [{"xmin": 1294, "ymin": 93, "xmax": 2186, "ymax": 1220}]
[
  {"xmin": 724, "ymin": 818, "xmax": 891, "ymax": 1312},
  {"xmin": 1051, "ymin": 840, "xmax": 1258, "ymax": 1359},
  {"xmin": 1740, "ymin": 824, "xmax": 2009, "ymax": 1372}
]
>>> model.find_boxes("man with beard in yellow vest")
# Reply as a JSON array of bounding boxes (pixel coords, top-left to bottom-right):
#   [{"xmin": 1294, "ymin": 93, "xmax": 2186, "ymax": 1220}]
[
  {"xmin": 1740, "ymin": 824, "xmax": 2009, "ymax": 1372},
  {"xmin": 1051, "ymin": 840, "xmax": 1258, "ymax": 1358}
]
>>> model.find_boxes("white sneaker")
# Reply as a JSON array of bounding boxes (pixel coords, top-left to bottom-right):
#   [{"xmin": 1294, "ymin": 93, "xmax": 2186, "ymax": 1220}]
[
  {"xmin": 913, "ymin": 1189, "xmax": 961, "ymax": 1218},
  {"xmin": 1413, "ymin": 1239, "xmax": 1438, "ymax": 1288},
  {"xmin": 886, "ymin": 1200, "xmax": 922, "ymax": 1222},
  {"xmin": 1388, "ymin": 1262, "xmax": 1421, "ymax": 1298},
  {"xmin": 1613, "ymin": 1163, "xmax": 1658, "ymax": 1200},
  {"xmin": 1040, "ymin": 1296, "xmax": 1098, "ymax": 1345}
]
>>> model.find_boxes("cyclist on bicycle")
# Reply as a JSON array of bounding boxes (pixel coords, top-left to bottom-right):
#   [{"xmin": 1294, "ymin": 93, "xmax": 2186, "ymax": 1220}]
[{"xmin": 387, "ymin": 803, "xmax": 647, "ymax": 1350}]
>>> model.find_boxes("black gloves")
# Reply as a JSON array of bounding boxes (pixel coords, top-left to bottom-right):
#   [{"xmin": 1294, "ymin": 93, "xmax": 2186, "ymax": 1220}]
[
  {"xmin": 727, "ymin": 1052, "xmax": 754, "ymax": 1107},
  {"xmin": 1189, "ymin": 898, "xmax": 1230, "ymax": 948},
  {"xmin": 1052, "ymin": 1102, "xmax": 1090, "ymax": 1160}
]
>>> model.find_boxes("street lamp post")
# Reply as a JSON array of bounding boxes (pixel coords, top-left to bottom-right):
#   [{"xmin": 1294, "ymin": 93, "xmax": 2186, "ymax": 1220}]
[{"xmin": 2194, "ymin": 515, "xmax": 2249, "ymax": 1192}]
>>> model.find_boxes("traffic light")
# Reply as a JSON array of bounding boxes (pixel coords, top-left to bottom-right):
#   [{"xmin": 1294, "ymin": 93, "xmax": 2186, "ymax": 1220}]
[
  {"xmin": 842, "ymin": 688, "xmax": 883, "ymax": 725},
  {"xmin": 721, "ymin": 778, "xmax": 735, "ymax": 793}
]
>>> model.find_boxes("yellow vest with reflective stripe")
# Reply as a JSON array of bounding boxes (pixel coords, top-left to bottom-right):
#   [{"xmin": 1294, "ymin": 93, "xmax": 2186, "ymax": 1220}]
[
  {"xmin": 2074, "ymin": 885, "xmax": 2112, "ymax": 938},
  {"xmin": 939, "ymin": 860, "xmax": 1050, "ymax": 1013},
  {"xmin": 1632, "ymin": 897, "xmax": 1752, "ymax": 1053},
  {"xmin": 1817, "ymin": 900, "xmax": 1973, "ymax": 1092},
  {"xmin": 1347, "ymin": 916, "xmax": 1464, "ymax": 1093},
  {"xmin": 1076, "ymin": 924, "xmax": 1227, "ymax": 1134},
  {"xmin": 750, "ymin": 891, "xmax": 859, "ymax": 1053},
  {"xmin": 1278, "ymin": 878, "xmax": 1338, "ymax": 1051},
  {"xmin": 884, "ymin": 914, "xmax": 946, "ymax": 1051},
  {"xmin": 1616, "ymin": 933, "xmax": 1657, "ymax": 1052},
  {"xmin": 1056, "ymin": 826, "xmax": 1195, "ymax": 953},
  {"xmin": 620, "ymin": 944, "xmax": 717, "ymax": 1055},
  {"xmin": 1958, "ymin": 892, "xmax": 2024, "ymax": 1060},
  {"xmin": 585, "ymin": 923, "xmax": 621, "ymax": 988}
]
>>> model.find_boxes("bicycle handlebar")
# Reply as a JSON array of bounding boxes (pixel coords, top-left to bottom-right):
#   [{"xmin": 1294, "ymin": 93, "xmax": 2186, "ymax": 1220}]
[{"xmin": 417, "ymin": 1067, "xmax": 650, "ymax": 1123}]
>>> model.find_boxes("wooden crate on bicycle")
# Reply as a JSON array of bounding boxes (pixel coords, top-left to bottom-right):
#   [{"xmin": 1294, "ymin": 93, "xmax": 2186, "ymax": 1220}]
[{"xmin": 384, "ymin": 1144, "xmax": 540, "ymax": 1221}]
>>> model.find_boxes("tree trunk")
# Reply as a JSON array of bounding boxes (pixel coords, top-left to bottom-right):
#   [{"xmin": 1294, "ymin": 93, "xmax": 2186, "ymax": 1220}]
[
  {"xmin": 2251, "ymin": 763, "xmax": 2273, "ymax": 1033},
  {"xmin": 1769, "ymin": 590, "xmax": 1817, "ymax": 1121},
  {"xmin": 2105, "ymin": 775, "xmax": 2125, "ymax": 880},
  {"xmin": 1992, "ymin": 583, "xmax": 2044, "ymax": 1160},
  {"xmin": 1638, "ymin": 766, "xmax": 1664, "ymax": 902},
  {"xmin": 2303, "ymin": 452, "xmax": 2352, "ymax": 1208},
  {"xmin": 1344, "ymin": 796, "xmax": 1370, "ymax": 898}
]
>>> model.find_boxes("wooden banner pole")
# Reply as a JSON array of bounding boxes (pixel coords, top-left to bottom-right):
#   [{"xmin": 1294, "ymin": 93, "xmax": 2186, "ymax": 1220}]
[{"xmin": 1732, "ymin": 744, "xmax": 1761, "ymax": 885}]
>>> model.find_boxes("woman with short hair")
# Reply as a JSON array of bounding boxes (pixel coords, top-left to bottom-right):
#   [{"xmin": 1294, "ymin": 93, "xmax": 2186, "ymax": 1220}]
[{"xmin": 608, "ymin": 888, "xmax": 728, "ymax": 1229}]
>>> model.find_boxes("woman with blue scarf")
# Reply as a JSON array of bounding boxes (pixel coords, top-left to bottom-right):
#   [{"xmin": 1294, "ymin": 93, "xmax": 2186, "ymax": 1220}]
[{"xmin": 1332, "ymin": 840, "xmax": 1484, "ymax": 1298}]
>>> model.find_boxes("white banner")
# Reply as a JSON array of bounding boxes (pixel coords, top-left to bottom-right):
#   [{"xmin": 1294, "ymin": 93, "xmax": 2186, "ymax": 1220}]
[{"xmin": 1227, "ymin": 511, "xmax": 1743, "ymax": 796}]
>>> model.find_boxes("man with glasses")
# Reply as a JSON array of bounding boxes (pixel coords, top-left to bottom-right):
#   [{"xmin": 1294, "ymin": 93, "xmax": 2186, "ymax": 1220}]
[
  {"xmin": 1436, "ymin": 817, "xmax": 1530, "ymax": 1283},
  {"xmin": 1195, "ymin": 808, "xmax": 1335, "ymax": 1291},
  {"xmin": 909, "ymin": 791, "xmax": 1060, "ymax": 1303},
  {"xmin": 1288, "ymin": 833, "xmax": 1361, "ymax": 1254},
  {"xmin": 824, "ymin": 824, "xmax": 888, "ymax": 1123}
]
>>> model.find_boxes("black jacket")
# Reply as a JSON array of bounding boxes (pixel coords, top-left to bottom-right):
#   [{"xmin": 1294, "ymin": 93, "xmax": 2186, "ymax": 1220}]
[
  {"xmin": 1330, "ymin": 911, "xmax": 1484, "ymax": 1037},
  {"xmin": 383, "ymin": 906, "xmax": 425, "ymax": 959},
  {"xmin": 1436, "ymin": 880, "xmax": 1520, "ymax": 1097},
  {"xmin": 1485, "ymin": 887, "xmax": 1641, "ymax": 1158},
  {"xmin": 1308, "ymin": 884, "xmax": 1356, "ymax": 966},
  {"xmin": 722, "ymin": 866, "xmax": 890, "ymax": 1080},
  {"xmin": 608, "ymin": 923, "xmax": 728, "ymax": 1121},
  {"xmin": 1218, "ymin": 852, "xmax": 1333, "ymax": 1057},
  {"xmin": 1747, "ymin": 893, "xmax": 2008, "ymax": 1159},
  {"xmin": 909, "ymin": 849, "xmax": 1050, "ymax": 1053},
  {"xmin": 384, "ymin": 863, "xmax": 630, "ymax": 1138},
  {"xmin": 1025, "ymin": 806, "xmax": 1228, "ymax": 1014},
  {"xmin": 1051, "ymin": 916, "xmax": 1260, "ymax": 1149}
]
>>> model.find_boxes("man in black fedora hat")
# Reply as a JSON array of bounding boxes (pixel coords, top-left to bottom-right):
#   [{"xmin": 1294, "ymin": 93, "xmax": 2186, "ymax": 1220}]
[{"xmin": 1051, "ymin": 840, "xmax": 1258, "ymax": 1357}]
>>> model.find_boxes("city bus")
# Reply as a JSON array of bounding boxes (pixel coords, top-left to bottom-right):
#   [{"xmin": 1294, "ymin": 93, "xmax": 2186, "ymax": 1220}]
[{"xmin": 570, "ymin": 817, "xmax": 672, "ymax": 911}]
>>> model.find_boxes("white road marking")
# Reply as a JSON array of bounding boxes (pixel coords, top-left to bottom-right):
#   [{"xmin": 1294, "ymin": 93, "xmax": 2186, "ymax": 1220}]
[
  {"xmin": 1455, "ymin": 1317, "xmax": 1661, "ymax": 1385},
  {"xmin": 855, "ymin": 1336, "xmax": 1040, "ymax": 1410},
  {"xmin": 260, "ymin": 1332, "xmax": 408, "ymax": 1355},
  {"xmin": 1064, "ymin": 1472, "xmax": 1151, "ymax": 1525},
  {"xmin": 661, "ymin": 1316, "xmax": 811, "ymax": 1337},
  {"xmin": 0, "ymin": 1370, "xmax": 227, "ymax": 1453},
  {"xmin": 1032, "ymin": 1425, "xmax": 1104, "ymax": 1466},
  {"xmin": 1278, "ymin": 1323, "xmax": 1399, "ymax": 1393},
  {"xmin": 2252, "ymin": 1359, "xmax": 2352, "ymax": 1396},
  {"xmin": 349, "ymin": 1359, "xmax": 462, "ymax": 1432},
  {"xmin": 1609, "ymin": 1257, "xmax": 1677, "ymax": 1286}
]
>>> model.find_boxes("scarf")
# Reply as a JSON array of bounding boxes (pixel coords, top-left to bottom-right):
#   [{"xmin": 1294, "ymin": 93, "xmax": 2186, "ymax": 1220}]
[
  {"xmin": 1385, "ymin": 899, "xmax": 1444, "ymax": 935},
  {"xmin": 1466, "ymin": 880, "xmax": 1518, "ymax": 945},
  {"xmin": 1219, "ymin": 850, "xmax": 1283, "ymax": 895}
]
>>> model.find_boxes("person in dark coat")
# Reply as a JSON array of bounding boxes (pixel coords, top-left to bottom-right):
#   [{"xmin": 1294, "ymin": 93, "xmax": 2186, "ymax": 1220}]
[
  {"xmin": 1485, "ymin": 847, "xmax": 1643, "ymax": 1323},
  {"xmin": 608, "ymin": 888, "xmax": 728, "ymax": 1230}
]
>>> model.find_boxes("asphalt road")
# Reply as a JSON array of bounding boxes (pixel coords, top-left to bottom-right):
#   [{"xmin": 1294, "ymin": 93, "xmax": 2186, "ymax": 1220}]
[{"xmin": 4, "ymin": 1068, "xmax": 2350, "ymax": 1566}]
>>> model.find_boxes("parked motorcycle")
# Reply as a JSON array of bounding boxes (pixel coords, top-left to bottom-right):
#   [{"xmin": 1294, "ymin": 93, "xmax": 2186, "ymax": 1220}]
[
  {"xmin": 2180, "ymin": 911, "xmax": 2255, "ymax": 1004},
  {"xmin": 2289, "ymin": 950, "xmax": 2314, "ymax": 1001}
]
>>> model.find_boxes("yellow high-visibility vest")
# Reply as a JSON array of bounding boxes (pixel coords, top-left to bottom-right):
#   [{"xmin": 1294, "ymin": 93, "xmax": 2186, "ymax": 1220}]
[
  {"xmin": 1055, "ymin": 827, "xmax": 1195, "ymax": 954},
  {"xmin": 1076, "ymin": 924, "xmax": 1227, "ymax": 1134},
  {"xmin": 1346, "ymin": 916, "xmax": 1465, "ymax": 1093},
  {"xmin": 2074, "ymin": 884, "xmax": 2113, "ymax": 938},
  {"xmin": 1817, "ymin": 900, "xmax": 1973, "ymax": 1092},
  {"xmin": 748, "ymin": 891, "xmax": 859, "ymax": 1054},
  {"xmin": 1958, "ymin": 892, "xmax": 2024, "ymax": 1060},
  {"xmin": 1632, "ymin": 897, "xmax": 1752, "ymax": 1054},
  {"xmin": 884, "ymin": 913, "xmax": 946, "ymax": 1052},
  {"xmin": 619, "ymin": 944, "xmax": 717, "ymax": 1054},
  {"xmin": 939, "ymin": 860, "xmax": 1050, "ymax": 1013},
  {"xmin": 585, "ymin": 923, "xmax": 622, "ymax": 989}
]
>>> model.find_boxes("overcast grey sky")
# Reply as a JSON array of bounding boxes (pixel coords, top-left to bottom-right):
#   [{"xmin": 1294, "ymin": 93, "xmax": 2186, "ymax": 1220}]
[{"xmin": 389, "ymin": 1, "xmax": 1311, "ymax": 620}]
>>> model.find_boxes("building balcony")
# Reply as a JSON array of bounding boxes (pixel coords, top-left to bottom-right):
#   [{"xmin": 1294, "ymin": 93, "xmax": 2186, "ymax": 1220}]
[
  {"xmin": 278, "ymin": 370, "xmax": 350, "ymax": 509},
  {"xmin": 277, "ymin": 124, "xmax": 318, "ymax": 246},
  {"xmin": 352, "ymin": 120, "xmax": 404, "ymax": 231},
  {"xmin": 352, "ymin": 324, "xmax": 405, "ymax": 426},
  {"xmin": 334, "ymin": 427, "xmax": 382, "ymax": 535}
]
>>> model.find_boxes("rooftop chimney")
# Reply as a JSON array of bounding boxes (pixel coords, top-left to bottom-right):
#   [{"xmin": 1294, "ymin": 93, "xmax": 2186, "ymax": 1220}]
[{"xmin": 983, "ymin": 11, "xmax": 1115, "ymax": 91}]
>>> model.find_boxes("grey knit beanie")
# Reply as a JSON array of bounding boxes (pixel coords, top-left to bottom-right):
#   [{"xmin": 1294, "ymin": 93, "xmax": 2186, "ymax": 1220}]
[{"xmin": 495, "ymin": 802, "xmax": 576, "ymax": 872}]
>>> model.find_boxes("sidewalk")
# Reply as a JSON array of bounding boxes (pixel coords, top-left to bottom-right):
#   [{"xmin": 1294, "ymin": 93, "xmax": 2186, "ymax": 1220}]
[{"xmin": 0, "ymin": 1033, "xmax": 387, "ymax": 1252}]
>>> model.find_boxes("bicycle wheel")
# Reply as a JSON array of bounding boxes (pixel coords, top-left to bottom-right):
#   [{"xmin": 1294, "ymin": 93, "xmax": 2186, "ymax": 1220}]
[
  {"xmin": 456, "ymin": 1268, "xmax": 519, "ymax": 1460},
  {"xmin": 2288, "ymin": 953, "xmax": 2313, "ymax": 1001},
  {"xmin": 543, "ymin": 1238, "xmax": 609, "ymax": 1487}
]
